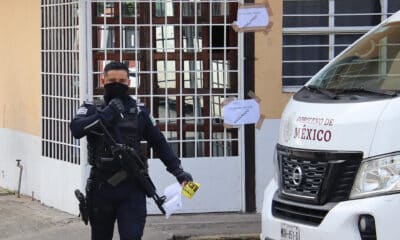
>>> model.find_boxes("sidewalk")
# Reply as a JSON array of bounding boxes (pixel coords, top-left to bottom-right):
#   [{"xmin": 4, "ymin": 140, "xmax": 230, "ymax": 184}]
[{"xmin": 0, "ymin": 191, "xmax": 260, "ymax": 240}]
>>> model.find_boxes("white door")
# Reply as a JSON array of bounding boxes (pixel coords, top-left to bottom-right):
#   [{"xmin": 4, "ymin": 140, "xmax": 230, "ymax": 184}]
[{"xmin": 86, "ymin": 0, "xmax": 245, "ymax": 213}]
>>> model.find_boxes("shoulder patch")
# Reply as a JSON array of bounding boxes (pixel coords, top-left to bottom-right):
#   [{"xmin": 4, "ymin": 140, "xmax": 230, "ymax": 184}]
[
  {"xmin": 76, "ymin": 106, "xmax": 88, "ymax": 115},
  {"xmin": 83, "ymin": 100, "xmax": 94, "ymax": 105}
]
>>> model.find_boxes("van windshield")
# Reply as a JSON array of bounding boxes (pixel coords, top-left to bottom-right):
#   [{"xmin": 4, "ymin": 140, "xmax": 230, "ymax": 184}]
[{"xmin": 308, "ymin": 23, "xmax": 400, "ymax": 93}]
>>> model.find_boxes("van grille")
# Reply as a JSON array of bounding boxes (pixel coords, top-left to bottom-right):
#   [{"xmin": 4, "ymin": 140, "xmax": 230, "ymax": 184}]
[
  {"xmin": 282, "ymin": 157, "xmax": 328, "ymax": 199},
  {"xmin": 277, "ymin": 144, "xmax": 362, "ymax": 205}
]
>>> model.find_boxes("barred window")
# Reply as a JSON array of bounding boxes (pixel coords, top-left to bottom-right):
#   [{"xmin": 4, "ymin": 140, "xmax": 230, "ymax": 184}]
[
  {"xmin": 283, "ymin": 0, "xmax": 400, "ymax": 91},
  {"xmin": 91, "ymin": 1, "xmax": 240, "ymax": 158},
  {"xmin": 41, "ymin": 0, "xmax": 81, "ymax": 164}
]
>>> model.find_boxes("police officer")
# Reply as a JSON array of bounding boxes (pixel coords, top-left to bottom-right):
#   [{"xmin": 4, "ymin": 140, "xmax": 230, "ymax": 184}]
[{"xmin": 70, "ymin": 61, "xmax": 193, "ymax": 240}]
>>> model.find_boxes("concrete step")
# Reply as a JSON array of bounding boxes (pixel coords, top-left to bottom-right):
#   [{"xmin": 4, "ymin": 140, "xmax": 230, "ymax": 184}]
[{"xmin": 0, "ymin": 187, "xmax": 13, "ymax": 196}]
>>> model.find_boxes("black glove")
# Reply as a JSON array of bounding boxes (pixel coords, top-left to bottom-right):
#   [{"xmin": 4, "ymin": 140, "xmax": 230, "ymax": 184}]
[
  {"xmin": 109, "ymin": 98, "xmax": 124, "ymax": 113},
  {"xmin": 174, "ymin": 170, "xmax": 193, "ymax": 184},
  {"xmin": 104, "ymin": 98, "xmax": 124, "ymax": 119}
]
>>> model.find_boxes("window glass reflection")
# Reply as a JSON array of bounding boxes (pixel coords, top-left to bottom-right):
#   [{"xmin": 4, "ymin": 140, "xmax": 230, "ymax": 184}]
[
  {"xmin": 184, "ymin": 61, "xmax": 203, "ymax": 88},
  {"xmin": 122, "ymin": 2, "xmax": 137, "ymax": 17},
  {"xmin": 211, "ymin": 96, "xmax": 224, "ymax": 123},
  {"xmin": 183, "ymin": 26, "xmax": 202, "ymax": 52},
  {"xmin": 156, "ymin": 26, "xmax": 175, "ymax": 52},
  {"xmin": 155, "ymin": 2, "xmax": 174, "ymax": 17},
  {"xmin": 184, "ymin": 96, "xmax": 205, "ymax": 124},
  {"xmin": 212, "ymin": 2, "xmax": 230, "ymax": 16},
  {"xmin": 183, "ymin": 132, "xmax": 206, "ymax": 157},
  {"xmin": 212, "ymin": 141, "xmax": 225, "ymax": 156},
  {"xmin": 183, "ymin": 2, "xmax": 202, "ymax": 16},
  {"xmin": 211, "ymin": 60, "xmax": 230, "ymax": 88},
  {"xmin": 123, "ymin": 27, "xmax": 137, "ymax": 49},
  {"xmin": 157, "ymin": 61, "xmax": 176, "ymax": 88},
  {"xmin": 154, "ymin": 96, "xmax": 177, "ymax": 123},
  {"xmin": 97, "ymin": 3, "xmax": 115, "ymax": 18},
  {"xmin": 164, "ymin": 131, "xmax": 179, "ymax": 156},
  {"xmin": 122, "ymin": 60, "xmax": 139, "ymax": 88},
  {"xmin": 96, "ymin": 26, "xmax": 116, "ymax": 49}
]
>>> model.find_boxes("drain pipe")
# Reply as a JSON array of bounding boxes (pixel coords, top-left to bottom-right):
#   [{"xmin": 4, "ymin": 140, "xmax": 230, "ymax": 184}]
[{"xmin": 16, "ymin": 159, "xmax": 23, "ymax": 198}]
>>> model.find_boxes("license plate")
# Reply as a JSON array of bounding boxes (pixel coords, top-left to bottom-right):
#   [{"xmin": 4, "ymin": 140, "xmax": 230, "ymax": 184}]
[{"xmin": 281, "ymin": 223, "xmax": 300, "ymax": 240}]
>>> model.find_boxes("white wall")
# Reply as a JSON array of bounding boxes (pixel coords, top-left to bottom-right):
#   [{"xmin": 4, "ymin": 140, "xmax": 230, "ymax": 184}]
[
  {"xmin": 255, "ymin": 119, "xmax": 280, "ymax": 212},
  {"xmin": 39, "ymin": 157, "xmax": 83, "ymax": 214},
  {"xmin": 0, "ymin": 128, "xmax": 82, "ymax": 214},
  {"xmin": 0, "ymin": 128, "xmax": 41, "ymax": 199}
]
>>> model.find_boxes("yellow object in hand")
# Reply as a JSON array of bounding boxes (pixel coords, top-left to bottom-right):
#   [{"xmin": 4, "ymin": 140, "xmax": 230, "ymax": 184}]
[{"xmin": 182, "ymin": 182, "xmax": 201, "ymax": 199}]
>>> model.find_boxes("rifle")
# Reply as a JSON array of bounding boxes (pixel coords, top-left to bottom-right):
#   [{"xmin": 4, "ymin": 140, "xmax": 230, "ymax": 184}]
[{"xmin": 83, "ymin": 119, "xmax": 166, "ymax": 214}]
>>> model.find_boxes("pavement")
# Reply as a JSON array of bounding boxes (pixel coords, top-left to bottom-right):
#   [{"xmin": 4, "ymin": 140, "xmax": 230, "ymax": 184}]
[{"xmin": 0, "ymin": 189, "xmax": 261, "ymax": 240}]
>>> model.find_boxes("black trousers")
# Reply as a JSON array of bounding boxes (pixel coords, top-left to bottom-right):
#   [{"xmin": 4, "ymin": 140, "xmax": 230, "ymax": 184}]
[{"xmin": 89, "ymin": 180, "xmax": 147, "ymax": 240}]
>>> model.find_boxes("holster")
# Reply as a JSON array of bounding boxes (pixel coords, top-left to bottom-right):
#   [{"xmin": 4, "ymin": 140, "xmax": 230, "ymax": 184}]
[
  {"xmin": 74, "ymin": 189, "xmax": 89, "ymax": 225},
  {"xmin": 74, "ymin": 172, "xmax": 96, "ymax": 225}
]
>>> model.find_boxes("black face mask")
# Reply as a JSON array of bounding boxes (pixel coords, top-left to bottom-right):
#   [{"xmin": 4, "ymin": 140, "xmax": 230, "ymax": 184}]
[{"xmin": 104, "ymin": 82, "xmax": 129, "ymax": 103}]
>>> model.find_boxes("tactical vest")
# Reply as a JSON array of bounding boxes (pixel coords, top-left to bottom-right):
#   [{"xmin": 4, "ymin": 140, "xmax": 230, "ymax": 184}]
[{"xmin": 87, "ymin": 99, "xmax": 142, "ymax": 174}]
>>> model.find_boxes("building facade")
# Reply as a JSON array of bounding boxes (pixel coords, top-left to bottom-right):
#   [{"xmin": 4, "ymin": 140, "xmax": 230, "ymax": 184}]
[{"xmin": 0, "ymin": 0, "xmax": 398, "ymax": 214}]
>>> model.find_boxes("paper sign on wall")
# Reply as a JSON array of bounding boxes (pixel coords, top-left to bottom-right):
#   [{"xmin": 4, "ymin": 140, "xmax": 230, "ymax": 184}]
[
  {"xmin": 232, "ymin": 3, "xmax": 272, "ymax": 33},
  {"xmin": 223, "ymin": 99, "xmax": 260, "ymax": 126}
]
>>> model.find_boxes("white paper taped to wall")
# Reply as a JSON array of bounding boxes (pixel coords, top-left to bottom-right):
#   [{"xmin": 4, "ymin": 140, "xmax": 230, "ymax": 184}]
[
  {"xmin": 223, "ymin": 99, "xmax": 260, "ymax": 126},
  {"xmin": 232, "ymin": 5, "xmax": 270, "ymax": 32}
]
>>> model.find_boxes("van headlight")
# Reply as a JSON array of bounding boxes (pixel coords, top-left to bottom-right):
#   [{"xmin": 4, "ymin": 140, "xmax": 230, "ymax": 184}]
[{"xmin": 350, "ymin": 153, "xmax": 400, "ymax": 199}]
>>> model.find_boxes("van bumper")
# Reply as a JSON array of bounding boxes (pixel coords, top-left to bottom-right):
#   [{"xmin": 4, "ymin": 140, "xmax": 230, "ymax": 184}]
[{"xmin": 261, "ymin": 180, "xmax": 400, "ymax": 240}]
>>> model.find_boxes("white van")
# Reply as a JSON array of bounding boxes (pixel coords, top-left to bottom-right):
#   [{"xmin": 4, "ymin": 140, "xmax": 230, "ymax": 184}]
[{"xmin": 261, "ymin": 11, "xmax": 400, "ymax": 240}]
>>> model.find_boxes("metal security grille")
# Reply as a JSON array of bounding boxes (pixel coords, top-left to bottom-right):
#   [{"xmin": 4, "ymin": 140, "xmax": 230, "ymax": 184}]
[
  {"xmin": 283, "ymin": 0, "xmax": 400, "ymax": 91},
  {"xmin": 41, "ymin": 0, "xmax": 81, "ymax": 164},
  {"xmin": 89, "ymin": 0, "xmax": 241, "ymax": 158}
]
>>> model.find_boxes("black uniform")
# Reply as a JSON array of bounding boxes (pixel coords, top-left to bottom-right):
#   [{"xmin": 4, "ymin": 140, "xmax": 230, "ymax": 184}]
[{"xmin": 70, "ymin": 96, "xmax": 185, "ymax": 240}]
